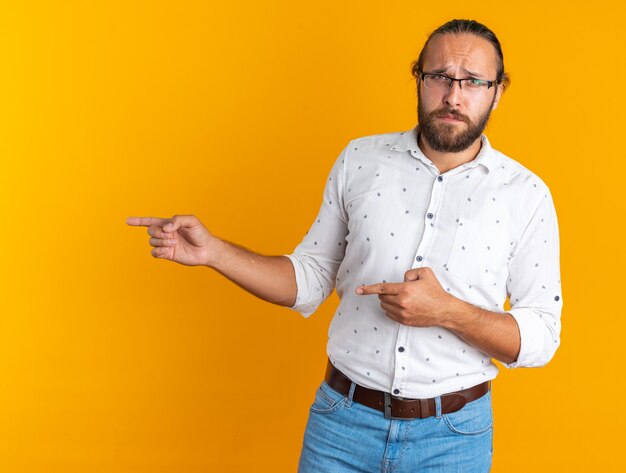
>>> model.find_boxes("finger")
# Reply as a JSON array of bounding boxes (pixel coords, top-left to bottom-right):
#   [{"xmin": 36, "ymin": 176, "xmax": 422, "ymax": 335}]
[
  {"xmin": 147, "ymin": 226, "xmax": 173, "ymax": 239},
  {"xmin": 404, "ymin": 267, "xmax": 433, "ymax": 282},
  {"xmin": 127, "ymin": 216, "xmax": 170, "ymax": 227},
  {"xmin": 356, "ymin": 282, "xmax": 402, "ymax": 295},
  {"xmin": 378, "ymin": 293, "xmax": 402, "ymax": 307},
  {"xmin": 380, "ymin": 301, "xmax": 400, "ymax": 320},
  {"xmin": 404, "ymin": 268, "xmax": 420, "ymax": 282},
  {"xmin": 151, "ymin": 247, "xmax": 170, "ymax": 258},
  {"xmin": 149, "ymin": 237, "xmax": 177, "ymax": 247},
  {"xmin": 163, "ymin": 214, "xmax": 198, "ymax": 233}
]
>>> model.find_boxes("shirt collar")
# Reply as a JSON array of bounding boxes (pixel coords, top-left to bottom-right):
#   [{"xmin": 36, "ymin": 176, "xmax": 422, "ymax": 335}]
[{"xmin": 389, "ymin": 124, "xmax": 498, "ymax": 173}]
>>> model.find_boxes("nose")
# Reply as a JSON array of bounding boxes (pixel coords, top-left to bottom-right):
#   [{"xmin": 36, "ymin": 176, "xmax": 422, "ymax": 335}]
[{"xmin": 443, "ymin": 80, "xmax": 462, "ymax": 107}]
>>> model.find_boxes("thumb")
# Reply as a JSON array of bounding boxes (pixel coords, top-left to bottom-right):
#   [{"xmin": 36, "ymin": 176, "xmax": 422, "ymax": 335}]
[
  {"xmin": 163, "ymin": 214, "xmax": 196, "ymax": 233},
  {"xmin": 404, "ymin": 268, "xmax": 421, "ymax": 282}
]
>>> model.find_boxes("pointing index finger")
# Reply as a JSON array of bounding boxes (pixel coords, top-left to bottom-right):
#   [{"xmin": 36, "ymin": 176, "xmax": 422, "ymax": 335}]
[
  {"xmin": 126, "ymin": 217, "xmax": 169, "ymax": 227},
  {"xmin": 356, "ymin": 282, "xmax": 401, "ymax": 296}
]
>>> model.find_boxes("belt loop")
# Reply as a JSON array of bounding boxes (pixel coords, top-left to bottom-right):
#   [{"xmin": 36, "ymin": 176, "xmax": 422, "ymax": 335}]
[
  {"xmin": 435, "ymin": 396, "xmax": 442, "ymax": 419},
  {"xmin": 347, "ymin": 381, "xmax": 356, "ymax": 406}
]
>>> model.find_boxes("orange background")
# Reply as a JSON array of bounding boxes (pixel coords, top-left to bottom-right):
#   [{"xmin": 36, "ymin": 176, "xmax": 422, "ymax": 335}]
[{"xmin": 1, "ymin": 0, "xmax": 623, "ymax": 471}]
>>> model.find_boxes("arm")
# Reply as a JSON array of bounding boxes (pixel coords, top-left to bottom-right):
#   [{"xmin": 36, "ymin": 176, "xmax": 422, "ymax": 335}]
[
  {"xmin": 357, "ymin": 182, "xmax": 563, "ymax": 367},
  {"xmin": 501, "ymin": 185, "xmax": 563, "ymax": 368},
  {"xmin": 126, "ymin": 215, "xmax": 297, "ymax": 307},
  {"xmin": 283, "ymin": 145, "xmax": 349, "ymax": 316},
  {"xmin": 127, "ymin": 144, "xmax": 350, "ymax": 316},
  {"xmin": 206, "ymin": 238, "xmax": 297, "ymax": 307},
  {"xmin": 438, "ymin": 296, "xmax": 520, "ymax": 364},
  {"xmin": 356, "ymin": 267, "xmax": 520, "ymax": 364}
]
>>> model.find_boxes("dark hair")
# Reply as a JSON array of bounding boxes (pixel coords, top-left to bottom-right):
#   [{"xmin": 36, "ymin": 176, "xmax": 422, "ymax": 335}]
[{"xmin": 411, "ymin": 19, "xmax": 510, "ymax": 90}]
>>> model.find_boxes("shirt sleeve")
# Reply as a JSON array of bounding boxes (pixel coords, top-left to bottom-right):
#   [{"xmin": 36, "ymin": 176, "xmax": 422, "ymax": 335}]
[
  {"xmin": 284, "ymin": 145, "xmax": 350, "ymax": 317},
  {"xmin": 504, "ymin": 183, "xmax": 563, "ymax": 368}
]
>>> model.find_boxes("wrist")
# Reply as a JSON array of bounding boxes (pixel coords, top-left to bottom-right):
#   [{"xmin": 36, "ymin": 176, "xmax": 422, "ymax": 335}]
[
  {"xmin": 439, "ymin": 295, "xmax": 482, "ymax": 332},
  {"xmin": 202, "ymin": 236, "xmax": 223, "ymax": 268}
]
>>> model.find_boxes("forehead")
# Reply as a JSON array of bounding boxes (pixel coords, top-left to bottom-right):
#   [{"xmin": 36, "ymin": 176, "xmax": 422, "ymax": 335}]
[{"xmin": 422, "ymin": 33, "xmax": 498, "ymax": 77}]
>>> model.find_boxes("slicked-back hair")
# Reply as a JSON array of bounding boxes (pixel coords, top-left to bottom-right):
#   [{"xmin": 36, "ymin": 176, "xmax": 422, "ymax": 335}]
[{"xmin": 411, "ymin": 19, "xmax": 511, "ymax": 90}]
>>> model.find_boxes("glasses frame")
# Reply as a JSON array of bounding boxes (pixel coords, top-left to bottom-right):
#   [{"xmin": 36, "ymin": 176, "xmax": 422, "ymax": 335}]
[{"xmin": 420, "ymin": 72, "xmax": 498, "ymax": 91}]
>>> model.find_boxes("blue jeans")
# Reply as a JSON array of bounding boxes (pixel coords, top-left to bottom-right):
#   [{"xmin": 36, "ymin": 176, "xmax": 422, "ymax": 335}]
[{"xmin": 298, "ymin": 381, "xmax": 493, "ymax": 473}]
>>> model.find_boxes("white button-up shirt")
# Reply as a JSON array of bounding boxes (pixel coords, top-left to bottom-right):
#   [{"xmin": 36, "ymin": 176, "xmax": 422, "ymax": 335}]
[{"xmin": 287, "ymin": 126, "xmax": 563, "ymax": 398}]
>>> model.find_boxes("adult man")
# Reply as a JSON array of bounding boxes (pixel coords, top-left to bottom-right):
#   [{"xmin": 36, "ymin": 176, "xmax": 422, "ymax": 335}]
[{"xmin": 128, "ymin": 19, "xmax": 562, "ymax": 472}]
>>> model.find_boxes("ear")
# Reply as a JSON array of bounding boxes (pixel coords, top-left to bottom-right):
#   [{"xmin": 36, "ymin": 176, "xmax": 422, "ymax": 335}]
[{"xmin": 491, "ymin": 83, "xmax": 504, "ymax": 111}]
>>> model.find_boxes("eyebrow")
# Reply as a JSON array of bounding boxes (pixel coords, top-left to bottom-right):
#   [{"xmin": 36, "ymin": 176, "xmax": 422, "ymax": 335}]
[
  {"xmin": 429, "ymin": 67, "xmax": 450, "ymax": 74},
  {"xmin": 427, "ymin": 67, "xmax": 485, "ymax": 78},
  {"xmin": 462, "ymin": 68, "xmax": 485, "ymax": 78}
]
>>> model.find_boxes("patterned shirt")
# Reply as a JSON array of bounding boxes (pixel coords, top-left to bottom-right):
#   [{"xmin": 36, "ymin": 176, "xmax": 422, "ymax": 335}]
[{"xmin": 286, "ymin": 125, "xmax": 563, "ymax": 398}]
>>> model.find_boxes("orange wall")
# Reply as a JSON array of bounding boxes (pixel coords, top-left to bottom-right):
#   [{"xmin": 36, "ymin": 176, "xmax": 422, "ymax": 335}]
[{"xmin": 0, "ymin": 1, "xmax": 622, "ymax": 471}]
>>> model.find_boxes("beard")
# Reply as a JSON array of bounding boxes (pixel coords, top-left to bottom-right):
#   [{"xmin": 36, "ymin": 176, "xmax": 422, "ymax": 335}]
[{"xmin": 417, "ymin": 91, "xmax": 496, "ymax": 153}]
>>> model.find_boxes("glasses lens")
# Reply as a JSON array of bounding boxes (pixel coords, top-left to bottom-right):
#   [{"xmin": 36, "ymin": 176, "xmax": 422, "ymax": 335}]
[
  {"xmin": 461, "ymin": 79, "xmax": 487, "ymax": 92},
  {"xmin": 423, "ymin": 74, "xmax": 492, "ymax": 94},
  {"xmin": 424, "ymin": 74, "xmax": 449, "ymax": 91}
]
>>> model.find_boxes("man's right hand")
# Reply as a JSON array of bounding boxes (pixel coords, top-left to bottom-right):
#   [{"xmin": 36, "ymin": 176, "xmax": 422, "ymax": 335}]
[
  {"xmin": 126, "ymin": 214, "xmax": 297, "ymax": 307},
  {"xmin": 126, "ymin": 215, "xmax": 216, "ymax": 267}
]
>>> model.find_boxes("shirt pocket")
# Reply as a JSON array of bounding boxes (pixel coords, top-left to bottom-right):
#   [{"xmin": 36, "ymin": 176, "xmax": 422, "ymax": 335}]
[{"xmin": 446, "ymin": 217, "xmax": 510, "ymax": 286}]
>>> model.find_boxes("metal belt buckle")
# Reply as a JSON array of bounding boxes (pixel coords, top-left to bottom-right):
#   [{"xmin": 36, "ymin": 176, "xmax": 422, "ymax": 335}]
[{"xmin": 383, "ymin": 392, "xmax": 406, "ymax": 420}]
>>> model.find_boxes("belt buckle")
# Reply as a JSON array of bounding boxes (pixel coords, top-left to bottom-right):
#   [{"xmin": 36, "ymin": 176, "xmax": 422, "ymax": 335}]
[{"xmin": 383, "ymin": 392, "xmax": 406, "ymax": 420}]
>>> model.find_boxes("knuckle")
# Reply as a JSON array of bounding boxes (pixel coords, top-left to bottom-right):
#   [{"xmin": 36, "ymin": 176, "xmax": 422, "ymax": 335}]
[{"xmin": 148, "ymin": 226, "xmax": 163, "ymax": 237}]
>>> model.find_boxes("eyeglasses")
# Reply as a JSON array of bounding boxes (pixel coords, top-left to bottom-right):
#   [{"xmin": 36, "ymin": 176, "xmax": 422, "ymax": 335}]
[{"xmin": 420, "ymin": 72, "xmax": 497, "ymax": 94}]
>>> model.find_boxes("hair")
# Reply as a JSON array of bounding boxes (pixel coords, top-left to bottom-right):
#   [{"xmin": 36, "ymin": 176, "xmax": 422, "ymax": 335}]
[{"xmin": 411, "ymin": 19, "xmax": 511, "ymax": 90}]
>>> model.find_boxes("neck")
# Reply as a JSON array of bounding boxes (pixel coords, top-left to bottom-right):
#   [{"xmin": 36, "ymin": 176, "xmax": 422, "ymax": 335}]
[{"xmin": 417, "ymin": 132, "xmax": 483, "ymax": 174}]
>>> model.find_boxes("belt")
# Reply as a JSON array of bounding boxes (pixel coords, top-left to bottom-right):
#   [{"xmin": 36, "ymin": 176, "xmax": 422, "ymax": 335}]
[{"xmin": 324, "ymin": 360, "xmax": 490, "ymax": 420}]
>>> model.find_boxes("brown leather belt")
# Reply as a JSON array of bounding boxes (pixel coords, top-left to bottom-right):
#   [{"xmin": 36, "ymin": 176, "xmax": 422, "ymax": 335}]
[{"xmin": 325, "ymin": 360, "xmax": 489, "ymax": 420}]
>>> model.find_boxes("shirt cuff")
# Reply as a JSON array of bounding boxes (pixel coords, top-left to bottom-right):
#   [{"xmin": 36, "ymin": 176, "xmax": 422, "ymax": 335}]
[
  {"xmin": 504, "ymin": 307, "xmax": 557, "ymax": 368},
  {"xmin": 283, "ymin": 254, "xmax": 318, "ymax": 317}
]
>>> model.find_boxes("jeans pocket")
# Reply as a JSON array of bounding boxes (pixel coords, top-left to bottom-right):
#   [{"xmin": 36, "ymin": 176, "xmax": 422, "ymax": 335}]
[
  {"xmin": 442, "ymin": 391, "xmax": 493, "ymax": 436},
  {"xmin": 310, "ymin": 381, "xmax": 348, "ymax": 415}
]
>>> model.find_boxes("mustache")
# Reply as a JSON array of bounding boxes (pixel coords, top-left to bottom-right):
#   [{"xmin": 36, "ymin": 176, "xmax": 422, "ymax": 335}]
[{"xmin": 429, "ymin": 108, "xmax": 471, "ymax": 124}]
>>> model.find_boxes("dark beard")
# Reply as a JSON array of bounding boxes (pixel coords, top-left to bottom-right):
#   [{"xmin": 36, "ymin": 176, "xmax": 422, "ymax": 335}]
[{"xmin": 417, "ymin": 93, "xmax": 496, "ymax": 153}]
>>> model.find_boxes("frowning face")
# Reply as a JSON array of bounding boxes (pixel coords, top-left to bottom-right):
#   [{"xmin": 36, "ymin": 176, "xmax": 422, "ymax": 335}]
[{"xmin": 417, "ymin": 33, "xmax": 503, "ymax": 153}]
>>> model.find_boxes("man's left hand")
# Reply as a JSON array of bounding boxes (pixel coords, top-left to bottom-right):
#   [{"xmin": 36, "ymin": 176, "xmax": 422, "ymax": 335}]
[{"xmin": 355, "ymin": 267, "xmax": 456, "ymax": 327}]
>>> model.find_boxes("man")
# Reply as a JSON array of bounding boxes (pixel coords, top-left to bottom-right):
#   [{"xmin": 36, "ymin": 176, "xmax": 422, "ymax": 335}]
[{"xmin": 127, "ymin": 19, "xmax": 562, "ymax": 472}]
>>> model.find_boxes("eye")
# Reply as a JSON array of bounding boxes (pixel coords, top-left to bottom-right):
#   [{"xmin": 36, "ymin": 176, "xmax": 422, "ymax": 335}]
[
  {"xmin": 464, "ymin": 79, "xmax": 487, "ymax": 88},
  {"xmin": 431, "ymin": 74, "xmax": 449, "ymax": 82}
]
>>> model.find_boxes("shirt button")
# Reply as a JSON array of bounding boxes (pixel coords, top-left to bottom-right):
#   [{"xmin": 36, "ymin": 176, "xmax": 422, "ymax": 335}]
[
  {"xmin": 437, "ymin": 176, "xmax": 443, "ymax": 182},
  {"xmin": 393, "ymin": 389, "xmax": 400, "ymax": 395},
  {"xmin": 398, "ymin": 346, "xmax": 405, "ymax": 353},
  {"xmin": 416, "ymin": 256, "xmax": 423, "ymax": 262},
  {"xmin": 427, "ymin": 213, "xmax": 434, "ymax": 219}
]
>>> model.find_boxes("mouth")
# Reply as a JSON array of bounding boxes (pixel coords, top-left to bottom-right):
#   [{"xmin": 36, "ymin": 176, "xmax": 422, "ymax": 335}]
[{"xmin": 437, "ymin": 114, "xmax": 465, "ymax": 123}]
